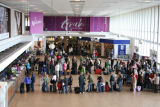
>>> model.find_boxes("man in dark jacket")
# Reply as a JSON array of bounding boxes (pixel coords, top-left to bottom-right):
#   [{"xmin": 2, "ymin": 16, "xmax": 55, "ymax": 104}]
[{"xmin": 79, "ymin": 73, "xmax": 85, "ymax": 93}]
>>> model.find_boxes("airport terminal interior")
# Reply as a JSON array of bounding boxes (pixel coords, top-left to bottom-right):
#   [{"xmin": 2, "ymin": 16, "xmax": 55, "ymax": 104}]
[{"xmin": 1, "ymin": 0, "xmax": 160, "ymax": 107}]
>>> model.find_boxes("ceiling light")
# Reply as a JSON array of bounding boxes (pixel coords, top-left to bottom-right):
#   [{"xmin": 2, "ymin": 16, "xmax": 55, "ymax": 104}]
[
  {"xmin": 138, "ymin": 0, "xmax": 153, "ymax": 3},
  {"xmin": 29, "ymin": 5, "xmax": 36, "ymax": 7},
  {"xmin": 19, "ymin": 0, "xmax": 27, "ymax": 3},
  {"xmin": 70, "ymin": 0, "xmax": 85, "ymax": 16}
]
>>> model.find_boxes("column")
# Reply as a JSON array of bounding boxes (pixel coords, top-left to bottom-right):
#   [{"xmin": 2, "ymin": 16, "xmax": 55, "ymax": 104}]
[{"xmin": 101, "ymin": 43, "xmax": 104, "ymax": 56}]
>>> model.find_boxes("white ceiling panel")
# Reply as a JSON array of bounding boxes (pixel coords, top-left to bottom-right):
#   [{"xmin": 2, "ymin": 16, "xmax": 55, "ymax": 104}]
[{"xmin": 0, "ymin": 0, "xmax": 160, "ymax": 16}]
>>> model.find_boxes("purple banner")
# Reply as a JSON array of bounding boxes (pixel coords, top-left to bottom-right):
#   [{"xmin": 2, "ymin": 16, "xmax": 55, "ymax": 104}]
[
  {"xmin": 90, "ymin": 17, "xmax": 110, "ymax": 32},
  {"xmin": 30, "ymin": 12, "xmax": 43, "ymax": 34},
  {"xmin": 44, "ymin": 16, "xmax": 90, "ymax": 31},
  {"xmin": 44, "ymin": 16, "xmax": 110, "ymax": 32}
]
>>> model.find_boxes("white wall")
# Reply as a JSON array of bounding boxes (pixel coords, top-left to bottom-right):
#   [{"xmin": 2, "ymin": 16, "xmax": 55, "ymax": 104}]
[{"xmin": 110, "ymin": 5, "xmax": 160, "ymax": 63}]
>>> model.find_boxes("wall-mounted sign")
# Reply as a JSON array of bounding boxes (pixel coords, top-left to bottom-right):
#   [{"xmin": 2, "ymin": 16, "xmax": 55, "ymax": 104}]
[
  {"xmin": 0, "ymin": 6, "xmax": 9, "ymax": 40},
  {"xmin": 30, "ymin": 12, "xmax": 43, "ymax": 34},
  {"xmin": 118, "ymin": 45, "xmax": 126, "ymax": 55}
]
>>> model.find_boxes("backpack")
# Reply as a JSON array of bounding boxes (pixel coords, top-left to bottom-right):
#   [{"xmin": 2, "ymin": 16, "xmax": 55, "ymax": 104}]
[{"xmin": 110, "ymin": 75, "xmax": 115, "ymax": 82}]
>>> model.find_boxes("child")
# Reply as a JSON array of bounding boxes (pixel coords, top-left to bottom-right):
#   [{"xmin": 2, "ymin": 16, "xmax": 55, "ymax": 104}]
[
  {"xmin": 57, "ymin": 79, "xmax": 63, "ymax": 93},
  {"xmin": 105, "ymin": 81, "xmax": 110, "ymax": 92}
]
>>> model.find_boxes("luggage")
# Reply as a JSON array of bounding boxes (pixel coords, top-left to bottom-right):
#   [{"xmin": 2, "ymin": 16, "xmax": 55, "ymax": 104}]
[
  {"xmin": 137, "ymin": 86, "xmax": 141, "ymax": 92},
  {"xmin": 74, "ymin": 87, "xmax": 80, "ymax": 94},
  {"xmin": 103, "ymin": 71, "xmax": 109, "ymax": 75},
  {"xmin": 92, "ymin": 84, "xmax": 97, "ymax": 92},
  {"xmin": 95, "ymin": 69, "xmax": 102, "ymax": 74},
  {"xmin": 20, "ymin": 82, "xmax": 25, "ymax": 94}
]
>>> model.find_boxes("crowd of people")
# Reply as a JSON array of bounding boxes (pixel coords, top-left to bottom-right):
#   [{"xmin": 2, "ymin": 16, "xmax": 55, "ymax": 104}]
[{"xmin": 21, "ymin": 44, "xmax": 160, "ymax": 94}]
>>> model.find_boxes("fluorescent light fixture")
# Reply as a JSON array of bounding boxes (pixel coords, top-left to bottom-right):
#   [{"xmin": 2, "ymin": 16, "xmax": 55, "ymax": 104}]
[
  {"xmin": 70, "ymin": 0, "xmax": 85, "ymax": 15},
  {"xmin": 138, "ymin": 0, "xmax": 153, "ymax": 3}
]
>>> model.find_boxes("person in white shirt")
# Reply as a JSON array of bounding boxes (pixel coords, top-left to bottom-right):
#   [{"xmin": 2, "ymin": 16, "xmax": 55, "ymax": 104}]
[
  {"xmin": 55, "ymin": 63, "xmax": 60, "ymax": 79},
  {"xmin": 153, "ymin": 73, "xmax": 159, "ymax": 93}
]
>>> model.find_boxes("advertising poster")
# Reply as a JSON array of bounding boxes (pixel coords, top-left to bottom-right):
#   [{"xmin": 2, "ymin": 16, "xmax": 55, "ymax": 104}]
[
  {"xmin": 118, "ymin": 45, "xmax": 126, "ymax": 55},
  {"xmin": 0, "ymin": 6, "xmax": 9, "ymax": 40},
  {"xmin": 14, "ymin": 11, "xmax": 22, "ymax": 35},
  {"xmin": 30, "ymin": 12, "xmax": 44, "ymax": 34}
]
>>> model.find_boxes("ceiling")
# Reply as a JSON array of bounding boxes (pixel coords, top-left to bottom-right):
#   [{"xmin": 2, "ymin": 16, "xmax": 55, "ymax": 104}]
[{"xmin": 0, "ymin": 0, "xmax": 160, "ymax": 16}]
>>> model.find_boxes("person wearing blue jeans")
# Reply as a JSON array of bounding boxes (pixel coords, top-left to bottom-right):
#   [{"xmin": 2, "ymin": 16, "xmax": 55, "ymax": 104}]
[
  {"xmin": 24, "ymin": 74, "xmax": 31, "ymax": 92},
  {"xmin": 63, "ymin": 76, "xmax": 68, "ymax": 93},
  {"xmin": 97, "ymin": 82, "xmax": 102, "ymax": 92},
  {"xmin": 117, "ymin": 72, "xmax": 123, "ymax": 92},
  {"xmin": 79, "ymin": 73, "xmax": 85, "ymax": 93},
  {"xmin": 31, "ymin": 72, "xmax": 36, "ymax": 92},
  {"xmin": 87, "ymin": 74, "xmax": 93, "ymax": 92},
  {"xmin": 110, "ymin": 72, "xmax": 116, "ymax": 92},
  {"xmin": 101, "ymin": 82, "xmax": 105, "ymax": 92},
  {"xmin": 97, "ymin": 75, "xmax": 103, "ymax": 92}
]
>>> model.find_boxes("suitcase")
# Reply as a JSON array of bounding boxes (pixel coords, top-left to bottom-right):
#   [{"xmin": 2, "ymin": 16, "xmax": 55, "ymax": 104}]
[
  {"xmin": 74, "ymin": 87, "xmax": 80, "ymax": 94},
  {"xmin": 92, "ymin": 84, "xmax": 97, "ymax": 92},
  {"xmin": 95, "ymin": 69, "xmax": 102, "ymax": 74}
]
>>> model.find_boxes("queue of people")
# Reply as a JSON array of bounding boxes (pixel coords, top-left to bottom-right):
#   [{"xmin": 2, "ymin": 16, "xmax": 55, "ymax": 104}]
[{"xmin": 21, "ymin": 45, "xmax": 160, "ymax": 94}]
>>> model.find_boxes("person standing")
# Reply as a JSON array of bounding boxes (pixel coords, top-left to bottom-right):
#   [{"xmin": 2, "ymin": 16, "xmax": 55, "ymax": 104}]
[
  {"xmin": 110, "ymin": 72, "xmax": 116, "ymax": 92},
  {"xmin": 117, "ymin": 72, "xmax": 123, "ymax": 92},
  {"xmin": 87, "ymin": 74, "xmax": 93, "ymax": 92},
  {"xmin": 31, "ymin": 72, "xmax": 36, "ymax": 92},
  {"xmin": 24, "ymin": 74, "xmax": 31, "ymax": 93},
  {"xmin": 63, "ymin": 76, "xmax": 69, "ymax": 93},
  {"xmin": 79, "ymin": 73, "xmax": 86, "ymax": 93},
  {"xmin": 55, "ymin": 62, "xmax": 60, "ymax": 79},
  {"xmin": 132, "ymin": 69, "xmax": 138, "ymax": 93},
  {"xmin": 153, "ymin": 73, "xmax": 159, "ymax": 93},
  {"xmin": 44, "ymin": 74, "xmax": 50, "ymax": 92},
  {"xmin": 68, "ymin": 74, "xmax": 73, "ymax": 93}
]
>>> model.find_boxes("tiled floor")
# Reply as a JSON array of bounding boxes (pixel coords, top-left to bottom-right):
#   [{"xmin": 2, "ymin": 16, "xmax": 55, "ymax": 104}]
[{"xmin": 10, "ymin": 74, "xmax": 160, "ymax": 107}]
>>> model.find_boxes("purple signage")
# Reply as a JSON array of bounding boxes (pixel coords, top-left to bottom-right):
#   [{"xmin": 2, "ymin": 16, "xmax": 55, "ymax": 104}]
[
  {"xmin": 30, "ymin": 12, "xmax": 43, "ymax": 34},
  {"xmin": 44, "ymin": 16, "xmax": 109, "ymax": 32},
  {"xmin": 44, "ymin": 16, "xmax": 90, "ymax": 31},
  {"xmin": 90, "ymin": 17, "xmax": 110, "ymax": 32}
]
